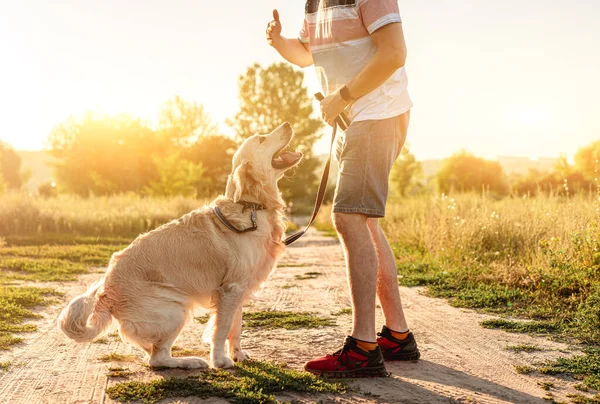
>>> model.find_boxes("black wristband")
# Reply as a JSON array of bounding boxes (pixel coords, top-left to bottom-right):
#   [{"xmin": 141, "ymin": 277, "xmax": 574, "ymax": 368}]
[{"xmin": 340, "ymin": 85, "xmax": 355, "ymax": 102}]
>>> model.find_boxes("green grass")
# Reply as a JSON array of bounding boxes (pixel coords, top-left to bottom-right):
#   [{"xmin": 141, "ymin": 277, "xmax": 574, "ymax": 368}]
[
  {"xmin": 171, "ymin": 346, "xmax": 209, "ymax": 357},
  {"xmin": 106, "ymin": 360, "xmax": 347, "ymax": 404},
  {"xmin": 567, "ymin": 393, "xmax": 600, "ymax": 404},
  {"xmin": 0, "ymin": 286, "xmax": 62, "ymax": 349},
  {"xmin": 0, "ymin": 361, "xmax": 10, "ymax": 371},
  {"xmin": 538, "ymin": 348, "xmax": 600, "ymax": 391},
  {"xmin": 98, "ymin": 353, "xmax": 137, "ymax": 363},
  {"xmin": 107, "ymin": 366, "xmax": 134, "ymax": 378},
  {"xmin": 506, "ymin": 344, "xmax": 543, "ymax": 353},
  {"xmin": 294, "ymin": 272, "xmax": 323, "ymax": 280},
  {"xmin": 538, "ymin": 381, "xmax": 555, "ymax": 390},
  {"xmin": 277, "ymin": 263, "xmax": 307, "ymax": 268},
  {"xmin": 0, "ymin": 244, "xmax": 126, "ymax": 265},
  {"xmin": 480, "ymin": 319, "xmax": 558, "ymax": 335},
  {"xmin": 194, "ymin": 315, "xmax": 210, "ymax": 324},
  {"xmin": 0, "ymin": 257, "xmax": 89, "ymax": 283},
  {"xmin": 243, "ymin": 311, "xmax": 335, "ymax": 330},
  {"xmin": 333, "ymin": 308, "xmax": 352, "ymax": 316},
  {"xmin": 515, "ymin": 365, "xmax": 535, "ymax": 374},
  {"xmin": 3, "ymin": 234, "xmax": 132, "ymax": 247}
]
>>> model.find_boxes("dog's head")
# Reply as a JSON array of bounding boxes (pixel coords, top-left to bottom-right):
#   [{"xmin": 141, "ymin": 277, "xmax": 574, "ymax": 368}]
[{"xmin": 225, "ymin": 122, "xmax": 303, "ymax": 209}]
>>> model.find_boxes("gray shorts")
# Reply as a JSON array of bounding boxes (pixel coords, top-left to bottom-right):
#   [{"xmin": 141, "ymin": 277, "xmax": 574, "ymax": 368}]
[{"xmin": 333, "ymin": 113, "xmax": 409, "ymax": 218}]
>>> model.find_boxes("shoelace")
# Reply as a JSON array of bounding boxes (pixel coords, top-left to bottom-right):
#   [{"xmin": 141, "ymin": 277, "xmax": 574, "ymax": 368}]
[{"xmin": 327, "ymin": 343, "xmax": 352, "ymax": 365}]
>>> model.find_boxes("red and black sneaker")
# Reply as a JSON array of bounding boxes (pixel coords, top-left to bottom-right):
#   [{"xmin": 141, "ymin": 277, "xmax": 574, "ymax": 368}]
[
  {"xmin": 304, "ymin": 336, "xmax": 389, "ymax": 378},
  {"xmin": 377, "ymin": 325, "xmax": 421, "ymax": 361}
]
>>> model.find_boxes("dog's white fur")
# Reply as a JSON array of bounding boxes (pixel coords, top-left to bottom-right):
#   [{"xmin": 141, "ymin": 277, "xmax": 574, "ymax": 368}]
[{"xmin": 58, "ymin": 123, "xmax": 301, "ymax": 369}]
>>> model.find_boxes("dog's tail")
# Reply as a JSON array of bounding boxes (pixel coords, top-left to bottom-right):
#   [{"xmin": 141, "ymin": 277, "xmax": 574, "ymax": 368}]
[{"xmin": 58, "ymin": 278, "xmax": 112, "ymax": 343}]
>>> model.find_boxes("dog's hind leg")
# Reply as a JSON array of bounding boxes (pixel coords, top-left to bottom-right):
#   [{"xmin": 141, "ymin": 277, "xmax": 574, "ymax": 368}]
[
  {"xmin": 149, "ymin": 328, "xmax": 209, "ymax": 369},
  {"xmin": 121, "ymin": 303, "xmax": 208, "ymax": 369},
  {"xmin": 210, "ymin": 283, "xmax": 245, "ymax": 368},
  {"xmin": 227, "ymin": 306, "xmax": 248, "ymax": 362}
]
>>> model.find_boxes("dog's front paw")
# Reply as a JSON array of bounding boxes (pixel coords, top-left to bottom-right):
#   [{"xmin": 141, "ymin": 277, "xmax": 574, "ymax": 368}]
[
  {"xmin": 232, "ymin": 349, "xmax": 249, "ymax": 362},
  {"xmin": 211, "ymin": 355, "xmax": 235, "ymax": 369},
  {"xmin": 182, "ymin": 357, "xmax": 209, "ymax": 369}
]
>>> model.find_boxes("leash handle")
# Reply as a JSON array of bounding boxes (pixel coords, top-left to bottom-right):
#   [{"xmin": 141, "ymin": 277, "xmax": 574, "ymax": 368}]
[
  {"xmin": 314, "ymin": 92, "xmax": 351, "ymax": 131},
  {"xmin": 285, "ymin": 92, "xmax": 345, "ymax": 246}
]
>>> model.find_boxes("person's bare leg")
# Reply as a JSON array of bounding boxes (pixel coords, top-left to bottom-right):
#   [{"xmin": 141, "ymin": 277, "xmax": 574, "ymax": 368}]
[
  {"xmin": 367, "ymin": 218, "xmax": 409, "ymax": 332},
  {"xmin": 332, "ymin": 212, "xmax": 378, "ymax": 342}
]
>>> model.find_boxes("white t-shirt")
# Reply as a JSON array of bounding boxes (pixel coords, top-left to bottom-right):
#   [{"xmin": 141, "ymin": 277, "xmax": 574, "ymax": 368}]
[{"xmin": 299, "ymin": 0, "xmax": 413, "ymax": 122}]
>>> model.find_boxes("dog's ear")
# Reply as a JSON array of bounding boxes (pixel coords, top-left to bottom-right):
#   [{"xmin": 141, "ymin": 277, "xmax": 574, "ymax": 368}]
[
  {"xmin": 227, "ymin": 161, "xmax": 259, "ymax": 203},
  {"xmin": 228, "ymin": 161, "xmax": 283, "ymax": 209}
]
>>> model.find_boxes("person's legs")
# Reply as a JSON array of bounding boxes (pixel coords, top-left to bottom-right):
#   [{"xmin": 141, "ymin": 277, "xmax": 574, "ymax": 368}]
[
  {"xmin": 332, "ymin": 212, "xmax": 378, "ymax": 342},
  {"xmin": 367, "ymin": 218, "xmax": 409, "ymax": 332},
  {"xmin": 304, "ymin": 113, "xmax": 417, "ymax": 376}
]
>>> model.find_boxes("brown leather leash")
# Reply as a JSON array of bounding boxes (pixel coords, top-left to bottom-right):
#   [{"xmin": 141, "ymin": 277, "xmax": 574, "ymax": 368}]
[{"xmin": 284, "ymin": 93, "xmax": 350, "ymax": 246}]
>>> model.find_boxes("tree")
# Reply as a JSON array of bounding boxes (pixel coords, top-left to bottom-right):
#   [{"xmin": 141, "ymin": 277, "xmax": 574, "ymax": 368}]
[
  {"xmin": 143, "ymin": 153, "xmax": 208, "ymax": 197},
  {"xmin": 0, "ymin": 142, "xmax": 25, "ymax": 190},
  {"xmin": 437, "ymin": 151, "xmax": 509, "ymax": 196},
  {"xmin": 0, "ymin": 156, "xmax": 6, "ymax": 196},
  {"xmin": 159, "ymin": 96, "xmax": 219, "ymax": 147},
  {"xmin": 183, "ymin": 135, "xmax": 236, "ymax": 196},
  {"xmin": 160, "ymin": 97, "xmax": 235, "ymax": 195},
  {"xmin": 49, "ymin": 113, "xmax": 163, "ymax": 196},
  {"xmin": 230, "ymin": 63, "xmax": 323, "ymax": 202},
  {"xmin": 389, "ymin": 144, "xmax": 422, "ymax": 197},
  {"xmin": 575, "ymin": 140, "xmax": 600, "ymax": 181}
]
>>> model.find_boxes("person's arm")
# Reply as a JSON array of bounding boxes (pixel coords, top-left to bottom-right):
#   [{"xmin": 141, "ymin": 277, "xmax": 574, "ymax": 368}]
[
  {"xmin": 320, "ymin": 22, "xmax": 407, "ymax": 125},
  {"xmin": 266, "ymin": 10, "xmax": 314, "ymax": 68}
]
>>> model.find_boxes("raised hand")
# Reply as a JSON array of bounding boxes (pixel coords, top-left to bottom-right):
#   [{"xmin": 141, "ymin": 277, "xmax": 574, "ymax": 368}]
[{"xmin": 266, "ymin": 9, "xmax": 282, "ymax": 46}]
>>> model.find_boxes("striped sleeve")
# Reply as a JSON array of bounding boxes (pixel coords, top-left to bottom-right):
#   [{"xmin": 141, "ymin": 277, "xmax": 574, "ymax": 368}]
[
  {"xmin": 359, "ymin": 0, "xmax": 402, "ymax": 34},
  {"xmin": 299, "ymin": 18, "xmax": 310, "ymax": 43}
]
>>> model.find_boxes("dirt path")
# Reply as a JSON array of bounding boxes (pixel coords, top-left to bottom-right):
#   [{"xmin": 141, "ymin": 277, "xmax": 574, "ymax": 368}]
[{"xmin": 0, "ymin": 229, "xmax": 584, "ymax": 403}]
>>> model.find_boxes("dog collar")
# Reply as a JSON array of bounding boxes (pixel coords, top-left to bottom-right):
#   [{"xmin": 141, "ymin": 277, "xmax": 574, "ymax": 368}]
[
  {"xmin": 212, "ymin": 199, "xmax": 264, "ymax": 234},
  {"xmin": 235, "ymin": 200, "xmax": 265, "ymax": 212}
]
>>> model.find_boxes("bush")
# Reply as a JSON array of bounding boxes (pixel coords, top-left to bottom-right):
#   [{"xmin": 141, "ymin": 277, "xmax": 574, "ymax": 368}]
[{"xmin": 437, "ymin": 151, "xmax": 509, "ymax": 197}]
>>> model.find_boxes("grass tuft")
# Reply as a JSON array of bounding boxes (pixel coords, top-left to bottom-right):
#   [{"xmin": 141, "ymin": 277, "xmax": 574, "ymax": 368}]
[
  {"xmin": 107, "ymin": 366, "xmax": 134, "ymax": 378},
  {"xmin": 243, "ymin": 311, "xmax": 335, "ymax": 330},
  {"xmin": 567, "ymin": 393, "xmax": 600, "ymax": 404},
  {"xmin": 538, "ymin": 381, "xmax": 555, "ymax": 390},
  {"xmin": 194, "ymin": 314, "xmax": 210, "ymax": 324},
  {"xmin": 171, "ymin": 346, "xmax": 209, "ymax": 357},
  {"xmin": 98, "ymin": 353, "xmax": 137, "ymax": 363},
  {"xmin": 0, "ymin": 361, "xmax": 10, "ymax": 371},
  {"xmin": 106, "ymin": 360, "xmax": 347, "ymax": 404},
  {"xmin": 538, "ymin": 348, "xmax": 600, "ymax": 391},
  {"xmin": 294, "ymin": 272, "xmax": 323, "ymax": 280},
  {"xmin": 333, "ymin": 308, "xmax": 352, "ymax": 316},
  {"xmin": 480, "ymin": 319, "xmax": 558, "ymax": 334},
  {"xmin": 506, "ymin": 344, "xmax": 543, "ymax": 353},
  {"xmin": 515, "ymin": 365, "xmax": 535, "ymax": 374}
]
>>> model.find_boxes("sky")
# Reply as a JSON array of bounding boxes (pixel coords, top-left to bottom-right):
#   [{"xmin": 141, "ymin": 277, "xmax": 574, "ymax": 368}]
[{"xmin": 0, "ymin": 0, "xmax": 599, "ymax": 161}]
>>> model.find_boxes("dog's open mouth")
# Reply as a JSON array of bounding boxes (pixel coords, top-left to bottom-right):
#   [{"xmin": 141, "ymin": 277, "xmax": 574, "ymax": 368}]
[{"xmin": 272, "ymin": 148, "xmax": 303, "ymax": 169}]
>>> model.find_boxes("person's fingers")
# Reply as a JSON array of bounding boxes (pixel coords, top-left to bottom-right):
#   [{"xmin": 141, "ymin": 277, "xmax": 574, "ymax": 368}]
[{"xmin": 273, "ymin": 9, "xmax": 280, "ymax": 23}]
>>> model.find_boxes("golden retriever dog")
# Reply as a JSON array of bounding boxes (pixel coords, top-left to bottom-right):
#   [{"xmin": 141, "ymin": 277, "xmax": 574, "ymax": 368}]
[{"xmin": 58, "ymin": 122, "xmax": 302, "ymax": 369}]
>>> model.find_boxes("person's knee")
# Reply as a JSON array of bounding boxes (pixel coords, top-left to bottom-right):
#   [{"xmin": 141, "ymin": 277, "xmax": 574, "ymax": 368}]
[{"xmin": 332, "ymin": 212, "xmax": 367, "ymax": 235}]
